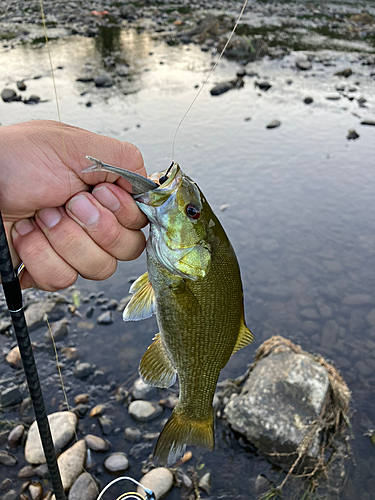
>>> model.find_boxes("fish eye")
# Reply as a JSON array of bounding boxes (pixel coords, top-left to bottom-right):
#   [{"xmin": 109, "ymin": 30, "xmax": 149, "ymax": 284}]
[{"xmin": 185, "ymin": 204, "xmax": 201, "ymax": 220}]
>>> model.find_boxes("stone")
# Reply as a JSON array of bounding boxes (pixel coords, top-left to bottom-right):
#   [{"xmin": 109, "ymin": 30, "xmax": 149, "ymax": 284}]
[
  {"xmin": 57, "ymin": 440, "xmax": 86, "ymax": 491},
  {"xmin": 0, "ymin": 478, "xmax": 12, "ymax": 491},
  {"xmin": 210, "ymin": 81, "xmax": 234, "ymax": 96},
  {"xmin": 0, "ymin": 319, "xmax": 12, "ymax": 333},
  {"xmin": 117, "ymin": 296, "xmax": 131, "ymax": 312},
  {"xmin": 60, "ymin": 347, "xmax": 78, "ymax": 359},
  {"xmin": 1, "ymin": 386, "xmax": 22, "ymax": 407},
  {"xmin": 254, "ymin": 475, "xmax": 269, "ymax": 494},
  {"xmin": 29, "ymin": 482, "xmax": 43, "ymax": 500},
  {"xmin": 296, "ymin": 58, "xmax": 312, "ymax": 70},
  {"xmin": 25, "ymin": 95, "xmax": 40, "ymax": 104},
  {"xmin": 124, "ymin": 427, "xmax": 141, "ymax": 442},
  {"xmin": 105, "ymin": 299, "xmax": 118, "ymax": 310},
  {"xmin": 132, "ymin": 378, "xmax": 158, "ymax": 400},
  {"xmin": 360, "ymin": 119, "xmax": 375, "ymax": 126},
  {"xmin": 0, "ymin": 451, "xmax": 17, "ymax": 467},
  {"xmin": 5, "ymin": 346, "xmax": 22, "ymax": 368},
  {"xmin": 97, "ymin": 311, "xmax": 113, "ymax": 324},
  {"xmin": 74, "ymin": 362, "xmax": 94, "ymax": 379},
  {"xmin": 343, "ymin": 294, "xmax": 373, "ymax": 305},
  {"xmin": 74, "ymin": 394, "xmax": 89, "ymax": 405},
  {"xmin": 198, "ymin": 473, "xmax": 211, "ymax": 495},
  {"xmin": 137, "ymin": 468, "xmax": 173, "ymax": 500},
  {"xmin": 103, "ymin": 452, "xmax": 129, "ymax": 473},
  {"xmin": 89, "ymin": 404, "xmax": 106, "ymax": 418},
  {"xmin": 303, "ymin": 96, "xmax": 313, "ymax": 104},
  {"xmin": 25, "ymin": 412, "xmax": 77, "ymax": 464},
  {"xmin": 255, "ymin": 81, "xmax": 272, "ymax": 91},
  {"xmin": 98, "ymin": 416, "xmax": 113, "ymax": 435},
  {"xmin": 44, "ymin": 318, "xmax": 69, "ymax": 343},
  {"xmin": 128, "ymin": 401, "xmax": 163, "ymax": 422},
  {"xmin": 0, "ymin": 491, "xmax": 17, "ymax": 500},
  {"xmin": 334, "ymin": 68, "xmax": 353, "ymax": 78},
  {"xmin": 224, "ymin": 344, "xmax": 329, "ymax": 462},
  {"xmin": 73, "ymin": 404, "xmax": 89, "ymax": 418},
  {"xmin": 346, "ymin": 129, "xmax": 359, "ymax": 140},
  {"xmin": 84, "ymin": 435, "xmax": 110, "ymax": 452},
  {"xmin": 8, "ymin": 424, "xmax": 24, "ymax": 447},
  {"xmin": 1, "ymin": 89, "xmax": 19, "ymax": 102},
  {"xmin": 18, "ymin": 466, "xmax": 37, "ymax": 478},
  {"xmin": 325, "ymin": 94, "xmax": 341, "ymax": 100},
  {"xmin": 25, "ymin": 300, "xmax": 63, "ymax": 330},
  {"xmin": 266, "ymin": 119, "xmax": 281, "ymax": 129},
  {"xmin": 68, "ymin": 472, "xmax": 99, "ymax": 500},
  {"xmin": 94, "ymin": 75, "xmax": 115, "ymax": 88}
]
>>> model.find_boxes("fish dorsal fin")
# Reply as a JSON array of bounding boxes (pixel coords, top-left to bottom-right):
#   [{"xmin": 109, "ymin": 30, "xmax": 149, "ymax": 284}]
[
  {"xmin": 123, "ymin": 272, "xmax": 156, "ymax": 321},
  {"xmin": 232, "ymin": 319, "xmax": 255, "ymax": 355},
  {"xmin": 139, "ymin": 333, "xmax": 177, "ymax": 388}
]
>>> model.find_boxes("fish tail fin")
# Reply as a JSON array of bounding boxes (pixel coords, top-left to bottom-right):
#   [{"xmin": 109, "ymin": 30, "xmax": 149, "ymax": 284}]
[{"xmin": 154, "ymin": 407, "xmax": 214, "ymax": 466}]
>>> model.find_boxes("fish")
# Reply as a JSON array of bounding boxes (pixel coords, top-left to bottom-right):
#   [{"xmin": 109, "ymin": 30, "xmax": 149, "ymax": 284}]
[{"xmin": 83, "ymin": 157, "xmax": 254, "ymax": 466}]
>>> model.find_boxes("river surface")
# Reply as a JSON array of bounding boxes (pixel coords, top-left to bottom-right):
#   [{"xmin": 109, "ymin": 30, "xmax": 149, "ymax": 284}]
[{"xmin": 0, "ymin": 13, "xmax": 375, "ymax": 500}]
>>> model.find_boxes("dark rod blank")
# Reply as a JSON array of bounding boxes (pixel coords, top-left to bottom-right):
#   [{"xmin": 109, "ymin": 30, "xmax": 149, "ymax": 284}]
[{"xmin": 0, "ymin": 212, "xmax": 66, "ymax": 500}]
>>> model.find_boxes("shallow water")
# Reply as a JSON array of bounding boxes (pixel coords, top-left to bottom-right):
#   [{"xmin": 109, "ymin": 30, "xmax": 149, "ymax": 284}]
[{"xmin": 0, "ymin": 22, "xmax": 375, "ymax": 500}]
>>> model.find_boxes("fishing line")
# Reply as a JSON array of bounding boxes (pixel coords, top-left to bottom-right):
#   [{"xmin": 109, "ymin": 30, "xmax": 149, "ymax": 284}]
[{"xmin": 171, "ymin": 0, "xmax": 249, "ymax": 161}]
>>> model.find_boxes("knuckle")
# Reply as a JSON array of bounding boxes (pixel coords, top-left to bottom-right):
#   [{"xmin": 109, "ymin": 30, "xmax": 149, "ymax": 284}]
[{"xmin": 86, "ymin": 257, "xmax": 117, "ymax": 281}]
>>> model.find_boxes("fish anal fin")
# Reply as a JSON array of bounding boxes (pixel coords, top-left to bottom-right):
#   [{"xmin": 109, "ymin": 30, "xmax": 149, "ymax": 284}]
[
  {"xmin": 139, "ymin": 334, "xmax": 177, "ymax": 388},
  {"xmin": 232, "ymin": 319, "xmax": 255, "ymax": 355},
  {"xmin": 123, "ymin": 272, "xmax": 156, "ymax": 321},
  {"xmin": 154, "ymin": 407, "xmax": 214, "ymax": 467}
]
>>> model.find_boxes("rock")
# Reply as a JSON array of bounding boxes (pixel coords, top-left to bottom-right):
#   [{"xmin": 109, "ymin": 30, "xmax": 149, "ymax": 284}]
[
  {"xmin": 117, "ymin": 296, "xmax": 131, "ymax": 312},
  {"xmin": 105, "ymin": 299, "xmax": 118, "ymax": 310},
  {"xmin": 296, "ymin": 58, "xmax": 312, "ymax": 70},
  {"xmin": 8, "ymin": 424, "xmax": 24, "ymax": 447},
  {"xmin": 347, "ymin": 130, "xmax": 359, "ymax": 140},
  {"xmin": 60, "ymin": 347, "xmax": 78, "ymax": 359},
  {"xmin": 0, "ymin": 451, "xmax": 17, "ymax": 467},
  {"xmin": 68, "ymin": 472, "xmax": 99, "ymax": 500},
  {"xmin": 98, "ymin": 416, "xmax": 113, "ymax": 435},
  {"xmin": 210, "ymin": 81, "xmax": 234, "ymax": 96},
  {"xmin": 103, "ymin": 452, "xmax": 129, "ymax": 473},
  {"xmin": 255, "ymin": 81, "xmax": 272, "ymax": 91},
  {"xmin": 132, "ymin": 378, "xmax": 158, "ymax": 400},
  {"xmin": 89, "ymin": 404, "xmax": 106, "ymax": 418},
  {"xmin": 97, "ymin": 311, "xmax": 113, "ymax": 324},
  {"xmin": 198, "ymin": 473, "xmax": 211, "ymax": 495},
  {"xmin": 85, "ymin": 306, "xmax": 95, "ymax": 318},
  {"xmin": 25, "ymin": 95, "xmax": 40, "ymax": 104},
  {"xmin": 25, "ymin": 300, "xmax": 63, "ymax": 330},
  {"xmin": 34, "ymin": 463, "xmax": 49, "ymax": 479},
  {"xmin": 44, "ymin": 318, "xmax": 69, "ymax": 343},
  {"xmin": 74, "ymin": 394, "xmax": 89, "ymax": 405},
  {"xmin": 25, "ymin": 412, "xmax": 77, "ymax": 464},
  {"xmin": 29, "ymin": 482, "xmax": 43, "ymax": 500},
  {"xmin": 57, "ymin": 440, "xmax": 86, "ymax": 491},
  {"xmin": 74, "ymin": 362, "xmax": 94, "ymax": 379},
  {"xmin": 303, "ymin": 96, "xmax": 313, "ymax": 104},
  {"xmin": 1, "ymin": 386, "xmax": 22, "ymax": 407},
  {"xmin": 334, "ymin": 68, "xmax": 353, "ymax": 78},
  {"xmin": 254, "ymin": 475, "xmax": 269, "ymax": 495},
  {"xmin": 224, "ymin": 338, "xmax": 330, "ymax": 462},
  {"xmin": 73, "ymin": 404, "xmax": 89, "ymax": 418},
  {"xmin": 343, "ymin": 294, "xmax": 373, "ymax": 305},
  {"xmin": 76, "ymin": 76, "xmax": 94, "ymax": 83},
  {"xmin": 349, "ymin": 13, "xmax": 374, "ymax": 24},
  {"xmin": 5, "ymin": 346, "xmax": 22, "ymax": 369},
  {"xmin": 124, "ymin": 427, "xmax": 141, "ymax": 442},
  {"xmin": 18, "ymin": 466, "xmax": 37, "ymax": 478},
  {"xmin": 326, "ymin": 94, "xmax": 341, "ymax": 100},
  {"xmin": 360, "ymin": 119, "xmax": 375, "ymax": 126},
  {"xmin": 266, "ymin": 119, "xmax": 281, "ymax": 129},
  {"xmin": 321, "ymin": 320, "xmax": 338, "ymax": 350},
  {"xmin": 84, "ymin": 435, "xmax": 110, "ymax": 452},
  {"xmin": 0, "ymin": 319, "xmax": 12, "ymax": 333},
  {"xmin": 94, "ymin": 75, "xmax": 115, "ymax": 88},
  {"xmin": 0, "ymin": 491, "xmax": 17, "ymax": 500},
  {"xmin": 143, "ymin": 432, "xmax": 160, "ymax": 441},
  {"xmin": 116, "ymin": 66, "xmax": 129, "ymax": 77},
  {"xmin": 0, "ymin": 478, "xmax": 12, "ymax": 491},
  {"xmin": 1, "ymin": 89, "xmax": 19, "ymax": 102},
  {"xmin": 128, "ymin": 401, "xmax": 163, "ymax": 422},
  {"xmin": 137, "ymin": 468, "xmax": 173, "ymax": 500}
]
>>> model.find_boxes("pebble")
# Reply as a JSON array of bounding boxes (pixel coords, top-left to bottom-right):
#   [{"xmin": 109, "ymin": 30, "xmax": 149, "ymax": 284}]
[
  {"xmin": 74, "ymin": 362, "xmax": 94, "ymax": 379},
  {"xmin": 0, "ymin": 491, "xmax": 17, "ymax": 500},
  {"xmin": 132, "ymin": 378, "xmax": 158, "ymax": 400},
  {"xmin": 84, "ymin": 434, "xmax": 110, "ymax": 452},
  {"xmin": 266, "ymin": 119, "xmax": 281, "ymax": 129},
  {"xmin": 99, "ymin": 416, "xmax": 113, "ymax": 435},
  {"xmin": 8, "ymin": 424, "xmax": 24, "ymax": 447},
  {"xmin": 105, "ymin": 299, "xmax": 118, "ymax": 310},
  {"xmin": 1, "ymin": 89, "xmax": 19, "ymax": 102},
  {"xmin": 103, "ymin": 452, "xmax": 129, "ymax": 473},
  {"xmin": 255, "ymin": 81, "xmax": 272, "ymax": 91},
  {"xmin": 44, "ymin": 318, "xmax": 69, "ymax": 343},
  {"xmin": 0, "ymin": 451, "xmax": 17, "ymax": 467},
  {"xmin": 254, "ymin": 474, "xmax": 269, "ymax": 494},
  {"xmin": 89, "ymin": 404, "xmax": 106, "ymax": 418},
  {"xmin": 347, "ymin": 129, "xmax": 359, "ymax": 140},
  {"xmin": 25, "ymin": 300, "xmax": 62, "ymax": 330},
  {"xmin": 60, "ymin": 347, "xmax": 78, "ymax": 360},
  {"xmin": 325, "ymin": 93, "xmax": 341, "ymax": 100},
  {"xmin": 85, "ymin": 306, "xmax": 95, "ymax": 318},
  {"xmin": 303, "ymin": 96, "xmax": 313, "ymax": 104},
  {"xmin": 25, "ymin": 95, "xmax": 40, "ymax": 104},
  {"xmin": 74, "ymin": 394, "xmax": 89, "ymax": 405},
  {"xmin": 18, "ymin": 466, "xmax": 37, "ymax": 479},
  {"xmin": 360, "ymin": 119, "xmax": 375, "ymax": 126},
  {"xmin": 334, "ymin": 68, "xmax": 352, "ymax": 78},
  {"xmin": 128, "ymin": 400, "xmax": 163, "ymax": 422},
  {"xmin": 0, "ymin": 319, "xmax": 12, "ymax": 333},
  {"xmin": 97, "ymin": 311, "xmax": 113, "ymax": 325},
  {"xmin": 137, "ymin": 468, "xmax": 173, "ymax": 500},
  {"xmin": 0, "ymin": 479, "xmax": 12, "ymax": 491},
  {"xmin": 198, "ymin": 472, "xmax": 211, "ymax": 495},
  {"xmin": 117, "ymin": 296, "xmax": 131, "ymax": 312},
  {"xmin": 94, "ymin": 75, "xmax": 115, "ymax": 88},
  {"xmin": 210, "ymin": 81, "xmax": 233, "ymax": 96},
  {"xmin": 0, "ymin": 386, "xmax": 22, "ymax": 407},
  {"xmin": 29, "ymin": 482, "xmax": 43, "ymax": 500},
  {"xmin": 25, "ymin": 411, "xmax": 77, "ymax": 464},
  {"xmin": 5, "ymin": 346, "xmax": 23, "ymax": 369},
  {"xmin": 142, "ymin": 432, "xmax": 160, "ymax": 441},
  {"xmin": 57, "ymin": 440, "xmax": 86, "ymax": 491},
  {"xmin": 124, "ymin": 427, "xmax": 141, "ymax": 442},
  {"xmin": 68, "ymin": 472, "xmax": 99, "ymax": 500},
  {"xmin": 296, "ymin": 58, "xmax": 312, "ymax": 70}
]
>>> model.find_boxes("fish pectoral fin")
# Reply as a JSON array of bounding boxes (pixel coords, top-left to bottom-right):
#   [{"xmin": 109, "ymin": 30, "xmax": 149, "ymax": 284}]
[
  {"xmin": 123, "ymin": 272, "xmax": 156, "ymax": 321},
  {"xmin": 231, "ymin": 319, "xmax": 255, "ymax": 355},
  {"xmin": 139, "ymin": 333, "xmax": 177, "ymax": 388}
]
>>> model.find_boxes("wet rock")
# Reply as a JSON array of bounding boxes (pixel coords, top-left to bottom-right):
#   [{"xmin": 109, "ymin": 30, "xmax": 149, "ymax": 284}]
[
  {"xmin": 266, "ymin": 119, "xmax": 281, "ymax": 129},
  {"xmin": 124, "ymin": 427, "xmax": 141, "ymax": 442},
  {"xmin": 326, "ymin": 93, "xmax": 341, "ymax": 100},
  {"xmin": 29, "ymin": 482, "xmax": 43, "ymax": 500},
  {"xmin": 1, "ymin": 89, "xmax": 20, "ymax": 102},
  {"xmin": 5, "ymin": 346, "xmax": 23, "ymax": 369},
  {"xmin": 347, "ymin": 130, "xmax": 359, "ymax": 140},
  {"xmin": 360, "ymin": 119, "xmax": 375, "ymax": 126},
  {"xmin": 85, "ymin": 306, "xmax": 95, "ymax": 318},
  {"xmin": 103, "ymin": 452, "xmax": 129, "ymax": 473},
  {"xmin": 143, "ymin": 432, "xmax": 160, "ymax": 441},
  {"xmin": 303, "ymin": 96, "xmax": 313, "ymax": 104},
  {"xmin": 255, "ymin": 81, "xmax": 272, "ymax": 91},
  {"xmin": 132, "ymin": 378, "xmax": 158, "ymax": 400},
  {"xmin": 76, "ymin": 75, "xmax": 94, "ymax": 83},
  {"xmin": 84, "ymin": 434, "xmax": 110, "ymax": 452},
  {"xmin": 44, "ymin": 318, "xmax": 69, "ymax": 343},
  {"xmin": 1, "ymin": 386, "xmax": 22, "ymax": 407},
  {"xmin": 0, "ymin": 451, "xmax": 17, "ymax": 467},
  {"xmin": 254, "ymin": 475, "xmax": 269, "ymax": 495},
  {"xmin": 25, "ymin": 412, "xmax": 77, "ymax": 464},
  {"xmin": 0, "ymin": 478, "xmax": 12, "ymax": 491},
  {"xmin": 94, "ymin": 75, "xmax": 115, "ymax": 88},
  {"xmin": 57, "ymin": 440, "xmax": 86, "ymax": 491},
  {"xmin": 137, "ymin": 468, "xmax": 173, "ymax": 500},
  {"xmin": 25, "ymin": 95, "xmax": 40, "ymax": 104},
  {"xmin": 105, "ymin": 299, "xmax": 118, "ymax": 310},
  {"xmin": 8, "ymin": 424, "xmax": 24, "ymax": 447},
  {"xmin": 74, "ymin": 394, "xmax": 89, "ymax": 405},
  {"xmin": 198, "ymin": 472, "xmax": 211, "ymax": 495},
  {"xmin": 18, "ymin": 466, "xmax": 37, "ymax": 479},
  {"xmin": 0, "ymin": 319, "xmax": 12, "ymax": 333},
  {"xmin": 89, "ymin": 404, "xmax": 106, "ymax": 418},
  {"xmin": 296, "ymin": 58, "xmax": 312, "ymax": 70},
  {"xmin": 25, "ymin": 300, "xmax": 63, "ymax": 330},
  {"xmin": 224, "ymin": 338, "xmax": 330, "ymax": 462},
  {"xmin": 0, "ymin": 491, "xmax": 17, "ymax": 500},
  {"xmin": 343, "ymin": 294, "xmax": 373, "ymax": 305},
  {"xmin": 98, "ymin": 416, "xmax": 113, "ymax": 435},
  {"xmin": 128, "ymin": 401, "xmax": 163, "ymax": 422},
  {"xmin": 73, "ymin": 404, "xmax": 89, "ymax": 418},
  {"xmin": 68, "ymin": 472, "xmax": 98, "ymax": 500},
  {"xmin": 334, "ymin": 68, "xmax": 353, "ymax": 78},
  {"xmin": 34, "ymin": 463, "xmax": 49, "ymax": 479},
  {"xmin": 60, "ymin": 347, "xmax": 78, "ymax": 359},
  {"xmin": 117, "ymin": 296, "xmax": 131, "ymax": 312},
  {"xmin": 97, "ymin": 311, "xmax": 113, "ymax": 324},
  {"xmin": 210, "ymin": 81, "xmax": 234, "ymax": 96},
  {"xmin": 74, "ymin": 362, "xmax": 94, "ymax": 379}
]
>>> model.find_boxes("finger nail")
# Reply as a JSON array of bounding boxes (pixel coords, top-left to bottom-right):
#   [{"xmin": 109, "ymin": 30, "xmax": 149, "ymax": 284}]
[
  {"xmin": 38, "ymin": 208, "xmax": 62, "ymax": 228},
  {"xmin": 92, "ymin": 186, "xmax": 121, "ymax": 212},
  {"xmin": 67, "ymin": 195, "xmax": 99, "ymax": 226},
  {"xmin": 14, "ymin": 219, "xmax": 34, "ymax": 236}
]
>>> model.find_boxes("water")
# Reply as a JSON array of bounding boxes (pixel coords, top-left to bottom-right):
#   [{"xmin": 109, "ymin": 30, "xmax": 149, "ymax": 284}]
[{"xmin": 0, "ymin": 19, "xmax": 375, "ymax": 500}]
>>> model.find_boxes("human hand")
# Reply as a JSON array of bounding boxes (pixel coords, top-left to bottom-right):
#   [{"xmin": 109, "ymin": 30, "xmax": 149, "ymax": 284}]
[{"xmin": 0, "ymin": 120, "xmax": 148, "ymax": 291}]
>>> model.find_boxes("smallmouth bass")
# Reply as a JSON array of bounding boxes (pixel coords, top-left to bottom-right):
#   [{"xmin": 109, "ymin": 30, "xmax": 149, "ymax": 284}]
[{"xmin": 83, "ymin": 158, "xmax": 254, "ymax": 466}]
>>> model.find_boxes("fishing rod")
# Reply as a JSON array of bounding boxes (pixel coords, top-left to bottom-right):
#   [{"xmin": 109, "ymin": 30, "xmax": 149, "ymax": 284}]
[{"xmin": 0, "ymin": 211, "xmax": 66, "ymax": 500}]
